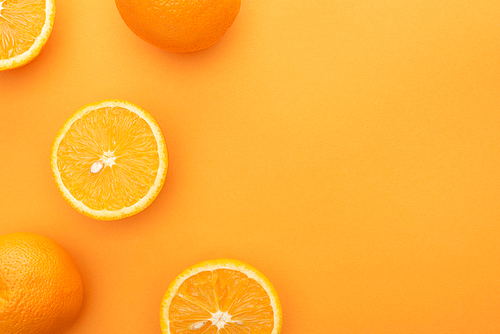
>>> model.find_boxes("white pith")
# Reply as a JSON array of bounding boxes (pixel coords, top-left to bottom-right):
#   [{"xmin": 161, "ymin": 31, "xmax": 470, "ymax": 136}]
[
  {"xmin": 188, "ymin": 310, "xmax": 245, "ymax": 331},
  {"xmin": 210, "ymin": 310, "xmax": 233, "ymax": 330},
  {"xmin": 90, "ymin": 150, "xmax": 117, "ymax": 174}
]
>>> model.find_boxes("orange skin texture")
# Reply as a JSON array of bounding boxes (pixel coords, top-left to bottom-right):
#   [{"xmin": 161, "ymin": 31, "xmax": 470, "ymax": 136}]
[
  {"xmin": 115, "ymin": 0, "xmax": 241, "ymax": 52},
  {"xmin": 0, "ymin": 233, "xmax": 83, "ymax": 334}
]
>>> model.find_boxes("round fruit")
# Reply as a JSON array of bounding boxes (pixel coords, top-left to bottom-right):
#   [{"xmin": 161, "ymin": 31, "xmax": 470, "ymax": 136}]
[
  {"xmin": 160, "ymin": 258, "xmax": 282, "ymax": 334},
  {"xmin": 0, "ymin": 0, "xmax": 55, "ymax": 71},
  {"xmin": 0, "ymin": 232, "xmax": 83, "ymax": 334},
  {"xmin": 115, "ymin": 0, "xmax": 241, "ymax": 52},
  {"xmin": 51, "ymin": 99, "xmax": 168, "ymax": 221}
]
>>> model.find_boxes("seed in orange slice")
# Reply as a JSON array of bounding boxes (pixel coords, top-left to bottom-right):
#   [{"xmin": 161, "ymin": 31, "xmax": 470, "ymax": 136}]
[
  {"xmin": 51, "ymin": 100, "xmax": 168, "ymax": 221},
  {"xmin": 0, "ymin": 0, "xmax": 55, "ymax": 71},
  {"xmin": 160, "ymin": 259, "xmax": 282, "ymax": 334}
]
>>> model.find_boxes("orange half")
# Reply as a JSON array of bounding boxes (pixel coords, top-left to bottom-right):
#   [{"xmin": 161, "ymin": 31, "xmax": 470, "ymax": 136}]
[
  {"xmin": 0, "ymin": 0, "xmax": 55, "ymax": 70},
  {"xmin": 160, "ymin": 259, "xmax": 282, "ymax": 334},
  {"xmin": 51, "ymin": 100, "xmax": 168, "ymax": 220}
]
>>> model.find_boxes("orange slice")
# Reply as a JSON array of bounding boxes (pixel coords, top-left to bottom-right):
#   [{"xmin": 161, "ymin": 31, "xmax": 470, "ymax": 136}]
[
  {"xmin": 160, "ymin": 259, "xmax": 282, "ymax": 334},
  {"xmin": 0, "ymin": 0, "xmax": 55, "ymax": 71},
  {"xmin": 51, "ymin": 100, "xmax": 168, "ymax": 221}
]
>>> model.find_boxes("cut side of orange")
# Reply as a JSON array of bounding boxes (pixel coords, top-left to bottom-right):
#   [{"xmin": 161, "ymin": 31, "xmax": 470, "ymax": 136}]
[
  {"xmin": 0, "ymin": 0, "xmax": 55, "ymax": 71},
  {"xmin": 51, "ymin": 100, "xmax": 168, "ymax": 220},
  {"xmin": 160, "ymin": 259, "xmax": 282, "ymax": 334}
]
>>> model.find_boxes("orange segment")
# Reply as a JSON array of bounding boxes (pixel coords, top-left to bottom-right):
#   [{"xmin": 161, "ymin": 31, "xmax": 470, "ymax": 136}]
[
  {"xmin": 160, "ymin": 259, "xmax": 282, "ymax": 334},
  {"xmin": 0, "ymin": 19, "xmax": 34, "ymax": 57},
  {"xmin": 0, "ymin": 0, "xmax": 55, "ymax": 70},
  {"xmin": 1, "ymin": 0, "xmax": 46, "ymax": 35},
  {"xmin": 51, "ymin": 100, "xmax": 168, "ymax": 220}
]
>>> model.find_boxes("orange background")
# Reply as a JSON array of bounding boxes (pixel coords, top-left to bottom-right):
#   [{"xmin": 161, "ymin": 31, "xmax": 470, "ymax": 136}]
[{"xmin": 1, "ymin": 0, "xmax": 500, "ymax": 333}]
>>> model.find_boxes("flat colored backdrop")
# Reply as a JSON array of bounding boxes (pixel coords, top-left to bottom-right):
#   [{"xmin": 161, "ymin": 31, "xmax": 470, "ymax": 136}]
[{"xmin": 1, "ymin": 0, "xmax": 500, "ymax": 333}]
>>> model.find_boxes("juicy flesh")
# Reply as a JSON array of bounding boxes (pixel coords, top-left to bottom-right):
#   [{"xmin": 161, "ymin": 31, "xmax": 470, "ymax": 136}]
[
  {"xmin": 0, "ymin": 0, "xmax": 46, "ymax": 59},
  {"xmin": 169, "ymin": 269, "xmax": 274, "ymax": 334},
  {"xmin": 57, "ymin": 107, "xmax": 160, "ymax": 211}
]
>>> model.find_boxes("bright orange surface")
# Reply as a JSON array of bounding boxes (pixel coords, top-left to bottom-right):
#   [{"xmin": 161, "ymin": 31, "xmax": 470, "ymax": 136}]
[
  {"xmin": 0, "ymin": 233, "xmax": 83, "ymax": 334},
  {"xmin": 1, "ymin": 0, "xmax": 500, "ymax": 333}
]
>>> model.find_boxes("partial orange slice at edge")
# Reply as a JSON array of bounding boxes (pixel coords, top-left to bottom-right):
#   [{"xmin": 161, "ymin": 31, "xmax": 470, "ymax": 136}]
[
  {"xmin": 51, "ymin": 100, "xmax": 168, "ymax": 220},
  {"xmin": 160, "ymin": 259, "xmax": 283, "ymax": 334},
  {"xmin": 0, "ymin": 0, "xmax": 55, "ymax": 70}
]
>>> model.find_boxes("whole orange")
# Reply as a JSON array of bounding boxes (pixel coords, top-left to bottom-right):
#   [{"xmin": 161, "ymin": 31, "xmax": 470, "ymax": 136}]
[
  {"xmin": 115, "ymin": 0, "xmax": 241, "ymax": 52},
  {"xmin": 0, "ymin": 233, "xmax": 83, "ymax": 334}
]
